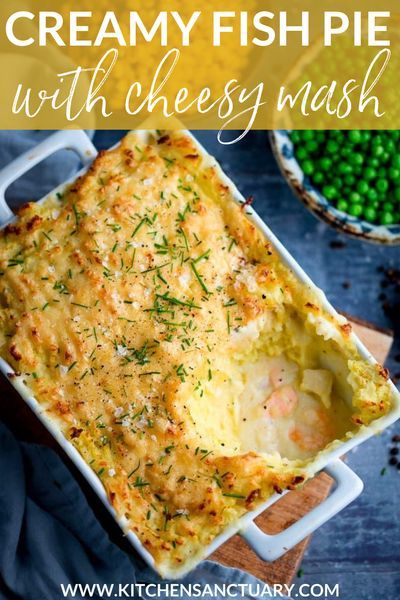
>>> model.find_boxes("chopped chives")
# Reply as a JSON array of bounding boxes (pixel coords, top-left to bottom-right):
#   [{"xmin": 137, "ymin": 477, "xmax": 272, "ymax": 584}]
[{"xmin": 222, "ymin": 492, "xmax": 246, "ymax": 499}]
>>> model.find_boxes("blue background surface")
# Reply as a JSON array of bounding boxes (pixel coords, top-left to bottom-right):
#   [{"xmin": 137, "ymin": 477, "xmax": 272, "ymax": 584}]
[{"xmin": 93, "ymin": 130, "xmax": 400, "ymax": 600}]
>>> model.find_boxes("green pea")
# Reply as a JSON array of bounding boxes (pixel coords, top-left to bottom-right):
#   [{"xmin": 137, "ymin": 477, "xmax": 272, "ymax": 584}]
[
  {"xmin": 334, "ymin": 131, "xmax": 345, "ymax": 143},
  {"xmin": 394, "ymin": 188, "xmax": 400, "ymax": 202},
  {"xmin": 363, "ymin": 206, "xmax": 377, "ymax": 222},
  {"xmin": 319, "ymin": 157, "xmax": 332, "ymax": 171},
  {"xmin": 326, "ymin": 140, "xmax": 339, "ymax": 155},
  {"xmin": 376, "ymin": 179, "xmax": 389, "ymax": 193},
  {"xmin": 388, "ymin": 167, "xmax": 400, "ymax": 181},
  {"xmin": 306, "ymin": 140, "xmax": 319, "ymax": 154},
  {"xmin": 348, "ymin": 130, "xmax": 362, "ymax": 144},
  {"xmin": 332, "ymin": 177, "xmax": 342, "ymax": 189},
  {"xmin": 367, "ymin": 188, "xmax": 378, "ymax": 202},
  {"xmin": 336, "ymin": 200, "xmax": 349, "ymax": 212},
  {"xmin": 302, "ymin": 131, "xmax": 315, "ymax": 141},
  {"xmin": 382, "ymin": 201, "xmax": 394, "ymax": 212},
  {"xmin": 291, "ymin": 131, "xmax": 301, "ymax": 144},
  {"xmin": 338, "ymin": 163, "xmax": 352, "ymax": 175},
  {"xmin": 344, "ymin": 175, "xmax": 356, "ymax": 186},
  {"xmin": 363, "ymin": 167, "xmax": 377, "ymax": 181},
  {"xmin": 380, "ymin": 212, "xmax": 394, "ymax": 226},
  {"xmin": 372, "ymin": 145, "xmax": 385, "ymax": 158},
  {"xmin": 322, "ymin": 185, "xmax": 337, "ymax": 200},
  {"xmin": 362, "ymin": 131, "xmax": 372, "ymax": 143},
  {"xmin": 385, "ymin": 140, "xmax": 395, "ymax": 154},
  {"xmin": 357, "ymin": 181, "xmax": 369, "ymax": 195},
  {"xmin": 349, "ymin": 191, "xmax": 362, "ymax": 204},
  {"xmin": 372, "ymin": 135, "xmax": 383, "ymax": 147},
  {"xmin": 302, "ymin": 160, "xmax": 314, "ymax": 176},
  {"xmin": 367, "ymin": 200, "xmax": 379, "ymax": 209},
  {"xmin": 296, "ymin": 147, "xmax": 308, "ymax": 161},
  {"xmin": 348, "ymin": 204, "xmax": 363, "ymax": 217},
  {"xmin": 368, "ymin": 158, "xmax": 380, "ymax": 168},
  {"xmin": 349, "ymin": 153, "xmax": 364, "ymax": 166},
  {"xmin": 313, "ymin": 172, "xmax": 324, "ymax": 185},
  {"xmin": 392, "ymin": 155, "xmax": 400, "ymax": 169}
]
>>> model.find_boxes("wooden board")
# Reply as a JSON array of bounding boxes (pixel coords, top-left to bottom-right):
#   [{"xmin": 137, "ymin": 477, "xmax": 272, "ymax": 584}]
[
  {"xmin": 0, "ymin": 318, "xmax": 394, "ymax": 583},
  {"xmin": 210, "ymin": 318, "xmax": 393, "ymax": 584}
]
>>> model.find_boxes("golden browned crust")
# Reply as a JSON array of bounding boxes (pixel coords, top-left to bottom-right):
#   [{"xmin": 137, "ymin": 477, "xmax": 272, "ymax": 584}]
[{"xmin": 0, "ymin": 131, "xmax": 392, "ymax": 575}]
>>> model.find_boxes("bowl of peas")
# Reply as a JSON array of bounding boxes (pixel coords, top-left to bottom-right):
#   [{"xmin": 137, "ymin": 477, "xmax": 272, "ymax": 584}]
[{"xmin": 270, "ymin": 130, "xmax": 400, "ymax": 244}]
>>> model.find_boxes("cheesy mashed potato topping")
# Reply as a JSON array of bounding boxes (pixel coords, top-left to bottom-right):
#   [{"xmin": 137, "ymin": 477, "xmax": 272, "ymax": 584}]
[{"xmin": 0, "ymin": 131, "xmax": 392, "ymax": 577}]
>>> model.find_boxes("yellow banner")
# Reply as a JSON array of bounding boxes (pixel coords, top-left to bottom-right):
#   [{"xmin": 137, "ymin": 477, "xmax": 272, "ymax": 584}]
[{"xmin": 0, "ymin": 0, "xmax": 399, "ymax": 133}]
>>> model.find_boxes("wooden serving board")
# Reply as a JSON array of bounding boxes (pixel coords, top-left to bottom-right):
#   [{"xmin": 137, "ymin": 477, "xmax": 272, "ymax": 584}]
[
  {"xmin": 211, "ymin": 317, "xmax": 394, "ymax": 584},
  {"xmin": 0, "ymin": 317, "xmax": 394, "ymax": 584}
]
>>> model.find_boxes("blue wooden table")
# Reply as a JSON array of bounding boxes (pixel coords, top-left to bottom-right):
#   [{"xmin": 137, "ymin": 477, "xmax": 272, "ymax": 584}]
[{"xmin": 94, "ymin": 130, "xmax": 400, "ymax": 600}]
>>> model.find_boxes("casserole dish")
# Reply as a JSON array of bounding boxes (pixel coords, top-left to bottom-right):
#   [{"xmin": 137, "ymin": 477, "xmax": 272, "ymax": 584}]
[{"xmin": 0, "ymin": 131, "xmax": 399, "ymax": 577}]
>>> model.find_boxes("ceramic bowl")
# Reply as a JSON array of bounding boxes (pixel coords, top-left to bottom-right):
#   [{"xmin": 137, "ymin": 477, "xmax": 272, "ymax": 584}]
[{"xmin": 270, "ymin": 130, "xmax": 400, "ymax": 245}]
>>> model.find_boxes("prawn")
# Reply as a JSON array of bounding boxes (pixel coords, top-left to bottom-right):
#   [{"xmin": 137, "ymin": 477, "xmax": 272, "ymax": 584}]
[
  {"xmin": 289, "ymin": 407, "xmax": 333, "ymax": 452},
  {"xmin": 266, "ymin": 385, "xmax": 298, "ymax": 418}
]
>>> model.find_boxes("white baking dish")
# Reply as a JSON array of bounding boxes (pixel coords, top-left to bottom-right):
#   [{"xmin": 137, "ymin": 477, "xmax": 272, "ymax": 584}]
[{"xmin": 0, "ymin": 130, "xmax": 399, "ymax": 579}]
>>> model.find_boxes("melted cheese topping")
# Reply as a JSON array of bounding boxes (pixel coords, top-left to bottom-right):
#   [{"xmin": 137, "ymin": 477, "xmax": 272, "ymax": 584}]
[{"xmin": 0, "ymin": 131, "xmax": 393, "ymax": 577}]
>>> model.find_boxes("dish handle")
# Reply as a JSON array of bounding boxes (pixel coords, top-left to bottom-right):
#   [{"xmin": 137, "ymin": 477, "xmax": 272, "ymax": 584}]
[
  {"xmin": 240, "ymin": 459, "xmax": 363, "ymax": 562},
  {"xmin": 0, "ymin": 130, "xmax": 97, "ymax": 226}
]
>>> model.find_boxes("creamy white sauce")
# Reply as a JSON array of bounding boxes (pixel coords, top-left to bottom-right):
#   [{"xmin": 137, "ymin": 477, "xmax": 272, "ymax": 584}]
[
  {"xmin": 189, "ymin": 317, "xmax": 353, "ymax": 462},
  {"xmin": 237, "ymin": 354, "xmax": 350, "ymax": 460}
]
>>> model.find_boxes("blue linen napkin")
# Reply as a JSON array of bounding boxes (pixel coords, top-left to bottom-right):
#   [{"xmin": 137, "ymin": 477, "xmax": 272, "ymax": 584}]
[{"xmin": 0, "ymin": 131, "xmax": 268, "ymax": 600}]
